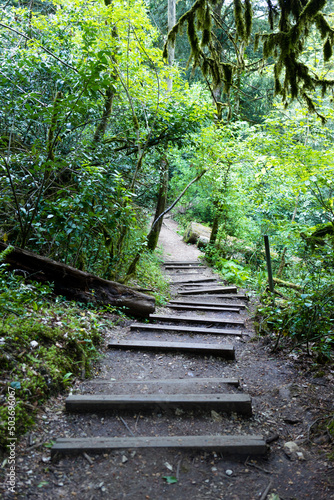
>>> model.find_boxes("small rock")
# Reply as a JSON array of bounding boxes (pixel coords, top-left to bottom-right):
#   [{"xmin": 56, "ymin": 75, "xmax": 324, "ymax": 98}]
[
  {"xmin": 296, "ymin": 451, "xmax": 305, "ymax": 460},
  {"xmin": 211, "ymin": 467, "xmax": 217, "ymax": 472},
  {"xmin": 211, "ymin": 410, "xmax": 222, "ymax": 422},
  {"xmin": 30, "ymin": 340, "xmax": 39, "ymax": 349},
  {"xmin": 225, "ymin": 469, "xmax": 233, "ymax": 476},
  {"xmin": 121, "ymin": 455, "xmax": 128, "ymax": 464},
  {"xmin": 284, "ymin": 441, "xmax": 303, "ymax": 460},
  {"xmin": 164, "ymin": 462, "xmax": 173, "ymax": 471},
  {"xmin": 284, "ymin": 441, "xmax": 299, "ymax": 454}
]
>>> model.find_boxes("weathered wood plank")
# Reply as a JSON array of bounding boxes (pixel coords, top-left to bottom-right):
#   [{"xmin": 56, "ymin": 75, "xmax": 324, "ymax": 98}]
[
  {"xmin": 172, "ymin": 278, "xmax": 217, "ymax": 284},
  {"xmin": 167, "ymin": 304, "xmax": 241, "ymax": 313},
  {"xmin": 164, "ymin": 265, "xmax": 203, "ymax": 270},
  {"xmin": 207, "ymin": 294, "xmax": 249, "ymax": 300},
  {"xmin": 178, "ymin": 286, "xmax": 238, "ymax": 295},
  {"xmin": 148, "ymin": 314, "xmax": 245, "ymax": 327},
  {"xmin": 169, "ymin": 300, "xmax": 246, "ymax": 309},
  {"xmin": 51, "ymin": 435, "xmax": 267, "ymax": 457},
  {"xmin": 130, "ymin": 323, "xmax": 243, "ymax": 336},
  {"xmin": 85, "ymin": 377, "xmax": 240, "ymax": 387},
  {"xmin": 66, "ymin": 394, "xmax": 252, "ymax": 416},
  {"xmin": 108, "ymin": 339, "xmax": 235, "ymax": 359},
  {"xmin": 163, "ymin": 261, "xmax": 202, "ymax": 266},
  {"xmin": 177, "ymin": 282, "xmax": 223, "ymax": 287}
]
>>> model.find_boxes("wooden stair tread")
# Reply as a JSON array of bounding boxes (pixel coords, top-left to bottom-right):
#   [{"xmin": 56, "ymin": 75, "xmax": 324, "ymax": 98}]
[
  {"xmin": 51, "ymin": 435, "xmax": 267, "ymax": 456},
  {"xmin": 165, "ymin": 265, "xmax": 203, "ymax": 270},
  {"xmin": 167, "ymin": 304, "xmax": 240, "ymax": 313},
  {"xmin": 86, "ymin": 377, "xmax": 240, "ymax": 387},
  {"xmin": 66, "ymin": 393, "xmax": 252, "ymax": 415},
  {"xmin": 130, "ymin": 323, "xmax": 243, "ymax": 335},
  {"xmin": 172, "ymin": 278, "xmax": 217, "ymax": 284},
  {"xmin": 108, "ymin": 339, "xmax": 235, "ymax": 359},
  {"xmin": 164, "ymin": 261, "xmax": 202, "ymax": 266},
  {"xmin": 178, "ymin": 293, "xmax": 249, "ymax": 300},
  {"xmin": 169, "ymin": 299, "xmax": 246, "ymax": 309},
  {"xmin": 177, "ymin": 283, "xmax": 224, "ymax": 287},
  {"xmin": 178, "ymin": 286, "xmax": 238, "ymax": 295},
  {"xmin": 148, "ymin": 315, "xmax": 245, "ymax": 327}
]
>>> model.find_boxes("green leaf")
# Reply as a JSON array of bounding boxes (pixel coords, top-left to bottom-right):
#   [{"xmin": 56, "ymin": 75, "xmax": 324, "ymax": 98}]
[
  {"xmin": 43, "ymin": 440, "xmax": 55, "ymax": 448},
  {"xmin": 37, "ymin": 481, "xmax": 49, "ymax": 488},
  {"xmin": 162, "ymin": 476, "xmax": 178, "ymax": 484}
]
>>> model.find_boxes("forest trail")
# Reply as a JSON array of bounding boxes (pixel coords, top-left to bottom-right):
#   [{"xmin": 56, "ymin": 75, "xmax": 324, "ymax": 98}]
[{"xmin": 5, "ymin": 219, "xmax": 333, "ymax": 499}]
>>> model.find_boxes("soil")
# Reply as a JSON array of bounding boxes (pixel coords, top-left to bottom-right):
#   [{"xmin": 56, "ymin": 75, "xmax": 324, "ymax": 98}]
[{"xmin": 1, "ymin": 217, "xmax": 333, "ymax": 500}]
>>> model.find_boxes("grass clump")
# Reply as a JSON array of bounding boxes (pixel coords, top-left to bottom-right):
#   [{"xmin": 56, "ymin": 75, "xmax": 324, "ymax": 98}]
[{"xmin": 129, "ymin": 250, "xmax": 170, "ymax": 306}]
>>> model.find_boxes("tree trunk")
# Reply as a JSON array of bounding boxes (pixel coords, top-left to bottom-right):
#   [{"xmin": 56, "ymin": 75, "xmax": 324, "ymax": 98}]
[
  {"xmin": 0, "ymin": 243, "xmax": 155, "ymax": 317},
  {"xmin": 147, "ymin": 160, "xmax": 169, "ymax": 252},
  {"xmin": 93, "ymin": 86, "xmax": 115, "ymax": 143},
  {"xmin": 209, "ymin": 199, "xmax": 222, "ymax": 245},
  {"xmin": 166, "ymin": 0, "xmax": 176, "ymax": 91}
]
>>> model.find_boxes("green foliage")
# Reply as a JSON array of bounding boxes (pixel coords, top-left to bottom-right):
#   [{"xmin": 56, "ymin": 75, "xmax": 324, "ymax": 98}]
[
  {"xmin": 256, "ymin": 277, "xmax": 334, "ymax": 357},
  {"xmin": 129, "ymin": 250, "xmax": 170, "ymax": 306}
]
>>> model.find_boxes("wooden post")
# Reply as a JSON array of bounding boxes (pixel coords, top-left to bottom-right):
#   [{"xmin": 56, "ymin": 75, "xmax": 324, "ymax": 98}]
[{"xmin": 264, "ymin": 235, "xmax": 274, "ymax": 293}]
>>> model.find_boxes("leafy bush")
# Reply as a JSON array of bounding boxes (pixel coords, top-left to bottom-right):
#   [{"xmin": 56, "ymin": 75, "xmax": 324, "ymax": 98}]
[{"xmin": 256, "ymin": 278, "xmax": 334, "ymax": 358}]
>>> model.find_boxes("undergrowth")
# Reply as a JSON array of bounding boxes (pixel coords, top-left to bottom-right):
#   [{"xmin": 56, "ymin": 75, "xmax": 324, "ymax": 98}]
[
  {"xmin": 128, "ymin": 250, "xmax": 170, "ymax": 306},
  {"xmin": 0, "ymin": 249, "xmax": 105, "ymax": 448}
]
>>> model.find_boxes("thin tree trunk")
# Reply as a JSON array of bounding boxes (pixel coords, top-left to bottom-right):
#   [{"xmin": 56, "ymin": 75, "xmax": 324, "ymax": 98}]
[
  {"xmin": 166, "ymin": 0, "xmax": 176, "ymax": 91},
  {"xmin": 209, "ymin": 210, "xmax": 220, "ymax": 245},
  {"xmin": 147, "ymin": 159, "xmax": 169, "ymax": 251},
  {"xmin": 93, "ymin": 87, "xmax": 115, "ymax": 143}
]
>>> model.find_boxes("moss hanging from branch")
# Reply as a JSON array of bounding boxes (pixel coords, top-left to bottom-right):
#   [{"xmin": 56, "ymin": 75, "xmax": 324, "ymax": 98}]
[
  {"xmin": 233, "ymin": 0, "xmax": 246, "ymax": 40},
  {"xmin": 164, "ymin": 0, "xmax": 334, "ymax": 117}
]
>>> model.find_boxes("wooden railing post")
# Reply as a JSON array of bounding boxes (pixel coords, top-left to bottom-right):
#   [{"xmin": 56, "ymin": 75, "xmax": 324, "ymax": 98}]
[{"xmin": 264, "ymin": 235, "xmax": 274, "ymax": 293}]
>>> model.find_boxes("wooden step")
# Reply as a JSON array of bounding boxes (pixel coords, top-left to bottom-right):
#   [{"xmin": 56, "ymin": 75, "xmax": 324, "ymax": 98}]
[
  {"xmin": 172, "ymin": 277, "xmax": 217, "ymax": 285},
  {"xmin": 51, "ymin": 435, "xmax": 267, "ymax": 457},
  {"xmin": 205, "ymin": 294, "xmax": 249, "ymax": 300},
  {"xmin": 108, "ymin": 339, "xmax": 235, "ymax": 359},
  {"xmin": 178, "ymin": 286, "xmax": 238, "ymax": 295},
  {"xmin": 148, "ymin": 314, "xmax": 245, "ymax": 327},
  {"xmin": 164, "ymin": 261, "xmax": 202, "ymax": 266},
  {"xmin": 177, "ymin": 282, "xmax": 223, "ymax": 287},
  {"xmin": 170, "ymin": 299, "xmax": 246, "ymax": 309},
  {"xmin": 130, "ymin": 323, "xmax": 243, "ymax": 336},
  {"xmin": 86, "ymin": 377, "xmax": 240, "ymax": 387},
  {"xmin": 167, "ymin": 304, "xmax": 240, "ymax": 313},
  {"xmin": 65, "ymin": 394, "xmax": 252, "ymax": 416},
  {"xmin": 165, "ymin": 266, "xmax": 203, "ymax": 270}
]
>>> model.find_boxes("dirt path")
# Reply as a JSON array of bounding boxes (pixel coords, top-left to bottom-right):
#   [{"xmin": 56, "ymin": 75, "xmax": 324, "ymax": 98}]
[{"xmin": 1, "ymin": 219, "xmax": 333, "ymax": 499}]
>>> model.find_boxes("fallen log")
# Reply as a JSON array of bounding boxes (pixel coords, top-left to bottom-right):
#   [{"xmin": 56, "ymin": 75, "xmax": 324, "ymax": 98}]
[
  {"xmin": 0, "ymin": 243, "xmax": 155, "ymax": 317},
  {"xmin": 273, "ymin": 277, "xmax": 302, "ymax": 291}
]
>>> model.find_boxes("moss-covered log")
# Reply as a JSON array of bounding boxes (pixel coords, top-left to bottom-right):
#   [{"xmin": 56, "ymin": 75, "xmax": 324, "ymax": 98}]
[{"xmin": 0, "ymin": 243, "xmax": 155, "ymax": 317}]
